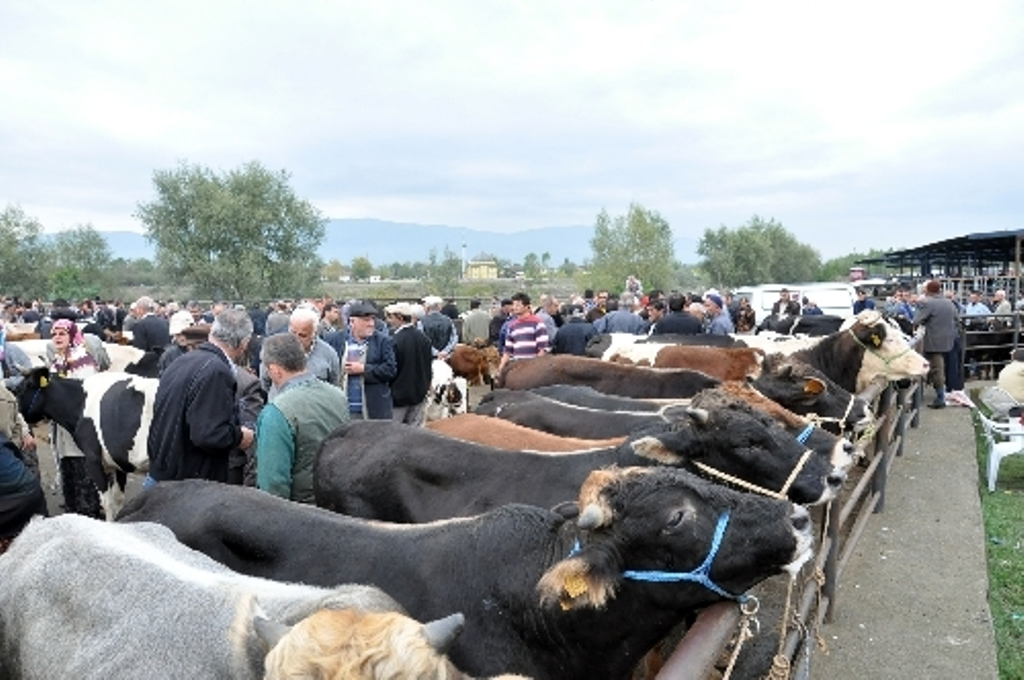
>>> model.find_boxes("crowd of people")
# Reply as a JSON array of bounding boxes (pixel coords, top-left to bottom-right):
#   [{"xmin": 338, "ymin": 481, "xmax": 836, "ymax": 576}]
[{"xmin": 1, "ymin": 276, "xmax": 1011, "ymax": 540}]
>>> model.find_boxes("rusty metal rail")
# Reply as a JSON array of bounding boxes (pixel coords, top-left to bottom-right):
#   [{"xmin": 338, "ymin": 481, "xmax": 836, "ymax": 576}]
[{"xmin": 655, "ymin": 376, "xmax": 921, "ymax": 679}]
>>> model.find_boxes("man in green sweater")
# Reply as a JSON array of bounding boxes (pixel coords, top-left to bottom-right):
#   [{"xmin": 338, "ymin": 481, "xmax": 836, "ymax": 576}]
[{"xmin": 255, "ymin": 333, "xmax": 349, "ymax": 503}]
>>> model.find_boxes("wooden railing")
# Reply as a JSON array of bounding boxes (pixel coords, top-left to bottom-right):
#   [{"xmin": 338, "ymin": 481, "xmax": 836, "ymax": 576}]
[{"xmin": 655, "ymin": 376, "xmax": 922, "ymax": 679}]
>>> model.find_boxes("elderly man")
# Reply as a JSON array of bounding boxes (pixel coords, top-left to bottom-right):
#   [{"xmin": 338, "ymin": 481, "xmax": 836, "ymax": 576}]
[
  {"xmin": 704, "ymin": 294, "xmax": 734, "ymax": 335},
  {"xmin": 130, "ymin": 296, "xmax": 170, "ymax": 352},
  {"xmin": 262, "ymin": 307, "xmax": 340, "ymax": 399},
  {"xmin": 418, "ymin": 295, "xmax": 458, "ymax": 360},
  {"xmin": 255, "ymin": 333, "xmax": 348, "ymax": 503},
  {"xmin": 338, "ymin": 301, "xmax": 396, "ymax": 420},
  {"xmin": 385, "ymin": 302, "xmax": 433, "ymax": 425},
  {"xmin": 146, "ymin": 310, "xmax": 255, "ymax": 486}
]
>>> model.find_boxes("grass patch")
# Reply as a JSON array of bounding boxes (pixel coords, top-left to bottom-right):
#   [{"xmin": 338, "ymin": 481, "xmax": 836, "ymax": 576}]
[{"xmin": 970, "ymin": 403, "xmax": 1024, "ymax": 679}]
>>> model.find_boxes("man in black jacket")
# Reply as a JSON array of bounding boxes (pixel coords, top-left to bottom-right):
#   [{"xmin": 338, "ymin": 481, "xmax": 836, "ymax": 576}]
[
  {"xmin": 130, "ymin": 296, "xmax": 171, "ymax": 352},
  {"xmin": 650, "ymin": 293, "xmax": 703, "ymax": 335},
  {"xmin": 385, "ymin": 302, "xmax": 434, "ymax": 425},
  {"xmin": 145, "ymin": 309, "xmax": 255, "ymax": 486}
]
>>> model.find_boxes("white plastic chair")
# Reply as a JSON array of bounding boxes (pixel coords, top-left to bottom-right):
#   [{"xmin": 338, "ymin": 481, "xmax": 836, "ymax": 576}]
[
  {"xmin": 973, "ymin": 409, "xmax": 1024, "ymax": 492},
  {"xmin": 978, "ymin": 386, "xmax": 1021, "ymax": 419}
]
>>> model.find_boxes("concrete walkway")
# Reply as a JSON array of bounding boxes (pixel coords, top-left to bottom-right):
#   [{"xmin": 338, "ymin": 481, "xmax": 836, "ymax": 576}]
[{"xmin": 810, "ymin": 401, "xmax": 999, "ymax": 678}]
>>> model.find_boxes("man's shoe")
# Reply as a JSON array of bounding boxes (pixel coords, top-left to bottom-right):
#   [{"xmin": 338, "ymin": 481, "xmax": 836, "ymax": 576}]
[{"xmin": 928, "ymin": 401, "xmax": 946, "ymax": 409}]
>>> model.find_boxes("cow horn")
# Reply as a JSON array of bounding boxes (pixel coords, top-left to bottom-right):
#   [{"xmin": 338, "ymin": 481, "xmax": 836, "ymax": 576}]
[
  {"xmin": 577, "ymin": 503, "xmax": 606, "ymax": 530},
  {"xmin": 253, "ymin": 616, "xmax": 292, "ymax": 650},
  {"xmin": 685, "ymin": 407, "xmax": 709, "ymax": 424},
  {"xmin": 422, "ymin": 612, "xmax": 465, "ymax": 653}
]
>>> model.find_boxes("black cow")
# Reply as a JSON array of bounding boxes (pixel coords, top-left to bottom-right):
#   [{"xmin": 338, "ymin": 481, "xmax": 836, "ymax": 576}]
[
  {"xmin": 16, "ymin": 367, "xmax": 157, "ymax": 520},
  {"xmin": 475, "ymin": 390, "xmax": 683, "ymax": 439},
  {"xmin": 314, "ymin": 409, "xmax": 847, "ymax": 521},
  {"xmin": 757, "ymin": 314, "xmax": 846, "ymax": 336},
  {"xmin": 530, "ymin": 384, "xmax": 665, "ymax": 412},
  {"xmin": 501, "ymin": 354, "xmax": 722, "ymax": 397},
  {"xmin": 117, "ymin": 470, "xmax": 813, "ymax": 680}
]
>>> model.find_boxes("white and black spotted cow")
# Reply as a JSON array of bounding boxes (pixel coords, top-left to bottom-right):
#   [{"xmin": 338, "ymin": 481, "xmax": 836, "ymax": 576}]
[
  {"xmin": 17, "ymin": 367, "xmax": 157, "ymax": 521},
  {"xmin": 426, "ymin": 360, "xmax": 468, "ymax": 422}
]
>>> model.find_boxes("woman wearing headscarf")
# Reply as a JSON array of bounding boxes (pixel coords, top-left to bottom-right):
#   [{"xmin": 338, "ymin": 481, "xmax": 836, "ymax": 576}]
[{"xmin": 48, "ymin": 319, "xmax": 103, "ymax": 517}]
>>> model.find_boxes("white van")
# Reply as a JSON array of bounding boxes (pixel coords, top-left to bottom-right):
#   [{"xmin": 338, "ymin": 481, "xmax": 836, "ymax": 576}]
[{"xmin": 732, "ymin": 282, "xmax": 858, "ymax": 320}]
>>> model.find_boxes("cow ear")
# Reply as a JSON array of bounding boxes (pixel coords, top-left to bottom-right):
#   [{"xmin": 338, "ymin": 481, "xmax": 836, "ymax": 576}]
[
  {"xmin": 253, "ymin": 616, "xmax": 292, "ymax": 651},
  {"xmin": 630, "ymin": 434, "xmax": 686, "ymax": 465},
  {"xmin": 550, "ymin": 500, "xmax": 580, "ymax": 519},
  {"xmin": 536, "ymin": 557, "xmax": 617, "ymax": 611},
  {"xmin": 802, "ymin": 378, "xmax": 826, "ymax": 395}
]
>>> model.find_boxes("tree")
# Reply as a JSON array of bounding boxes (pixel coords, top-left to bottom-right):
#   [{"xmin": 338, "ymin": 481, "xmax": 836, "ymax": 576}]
[
  {"xmin": 322, "ymin": 259, "xmax": 345, "ymax": 282},
  {"xmin": 350, "ymin": 256, "xmax": 374, "ymax": 282},
  {"xmin": 48, "ymin": 224, "xmax": 114, "ymax": 300},
  {"xmin": 588, "ymin": 203, "xmax": 675, "ymax": 293},
  {"xmin": 424, "ymin": 247, "xmax": 462, "ymax": 296},
  {"xmin": 558, "ymin": 257, "xmax": 578, "ymax": 277},
  {"xmin": 698, "ymin": 215, "xmax": 822, "ymax": 287},
  {"xmin": 135, "ymin": 161, "xmax": 326, "ymax": 301},
  {"xmin": 0, "ymin": 204, "xmax": 51, "ymax": 299},
  {"xmin": 523, "ymin": 252, "xmax": 541, "ymax": 280}
]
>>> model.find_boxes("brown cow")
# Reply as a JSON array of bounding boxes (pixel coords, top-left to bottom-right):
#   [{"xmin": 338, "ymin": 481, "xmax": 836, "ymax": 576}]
[
  {"xmin": 500, "ymin": 354, "xmax": 720, "ymax": 398},
  {"xmin": 427, "ymin": 413, "xmax": 625, "ymax": 451},
  {"xmin": 610, "ymin": 345, "xmax": 765, "ymax": 381},
  {"xmin": 448, "ymin": 345, "xmax": 500, "ymax": 386}
]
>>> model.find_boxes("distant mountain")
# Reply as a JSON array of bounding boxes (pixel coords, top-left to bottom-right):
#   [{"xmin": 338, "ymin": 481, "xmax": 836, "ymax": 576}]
[{"xmin": 97, "ymin": 219, "xmax": 699, "ymax": 266}]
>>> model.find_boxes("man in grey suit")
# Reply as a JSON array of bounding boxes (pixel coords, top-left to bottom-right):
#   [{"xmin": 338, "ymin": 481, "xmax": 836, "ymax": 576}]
[{"xmin": 914, "ymin": 279, "xmax": 960, "ymax": 409}]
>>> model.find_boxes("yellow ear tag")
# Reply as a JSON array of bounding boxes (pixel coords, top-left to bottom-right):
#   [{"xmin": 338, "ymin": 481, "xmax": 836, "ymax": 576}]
[
  {"xmin": 39, "ymin": 376, "xmax": 49, "ymax": 388},
  {"xmin": 564, "ymin": 573, "xmax": 588, "ymax": 599},
  {"xmin": 871, "ymin": 334, "xmax": 881, "ymax": 347}
]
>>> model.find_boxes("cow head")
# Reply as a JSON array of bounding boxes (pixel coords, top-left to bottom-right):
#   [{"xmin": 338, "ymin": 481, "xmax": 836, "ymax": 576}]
[
  {"xmin": 14, "ymin": 367, "xmax": 87, "ymax": 434},
  {"xmin": 15, "ymin": 367, "xmax": 55, "ymax": 424},
  {"xmin": 536, "ymin": 467, "xmax": 813, "ymax": 611},
  {"xmin": 841, "ymin": 311, "xmax": 929, "ymax": 392},
  {"xmin": 754, "ymin": 354, "xmax": 875, "ymax": 435},
  {"xmin": 625, "ymin": 406, "xmax": 845, "ymax": 505}
]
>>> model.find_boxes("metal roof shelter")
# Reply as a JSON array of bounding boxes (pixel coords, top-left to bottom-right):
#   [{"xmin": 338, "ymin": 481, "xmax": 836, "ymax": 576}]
[{"xmin": 857, "ymin": 229, "xmax": 1024, "ymax": 300}]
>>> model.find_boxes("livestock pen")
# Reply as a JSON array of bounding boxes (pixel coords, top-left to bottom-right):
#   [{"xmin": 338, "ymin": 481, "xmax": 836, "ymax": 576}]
[{"xmin": 653, "ymin": 375, "xmax": 923, "ymax": 679}]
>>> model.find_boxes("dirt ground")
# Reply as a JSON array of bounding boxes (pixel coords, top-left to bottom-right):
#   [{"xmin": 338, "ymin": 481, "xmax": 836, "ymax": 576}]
[{"xmin": 30, "ymin": 383, "xmax": 1001, "ymax": 679}]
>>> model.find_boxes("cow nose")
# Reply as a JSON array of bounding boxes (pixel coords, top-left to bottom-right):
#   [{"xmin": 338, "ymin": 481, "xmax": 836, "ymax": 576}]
[
  {"xmin": 827, "ymin": 469, "xmax": 847, "ymax": 489},
  {"xmin": 790, "ymin": 505, "xmax": 811, "ymax": 533}
]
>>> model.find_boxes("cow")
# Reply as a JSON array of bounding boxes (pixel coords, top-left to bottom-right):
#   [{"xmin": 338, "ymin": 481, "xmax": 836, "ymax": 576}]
[
  {"xmin": 475, "ymin": 389, "xmax": 689, "ymax": 439},
  {"xmin": 425, "ymin": 359, "xmax": 469, "ymax": 422},
  {"xmin": 0, "ymin": 515, "xmax": 493, "ymax": 680},
  {"xmin": 587, "ymin": 332, "xmax": 742, "ymax": 360},
  {"xmin": 501, "ymin": 354, "xmax": 721, "ymax": 398},
  {"xmin": 609, "ymin": 345, "xmax": 766, "ymax": 381},
  {"xmin": 730, "ymin": 331, "xmax": 823, "ymax": 355},
  {"xmin": 757, "ymin": 314, "xmax": 846, "ymax": 336},
  {"xmin": 314, "ymin": 408, "xmax": 846, "ymax": 521},
  {"xmin": 489, "ymin": 353, "xmax": 874, "ymax": 436},
  {"xmin": 16, "ymin": 367, "xmax": 157, "ymax": 520},
  {"xmin": 427, "ymin": 413, "xmax": 626, "ymax": 451},
  {"xmin": 117, "ymin": 469, "xmax": 814, "ymax": 680},
  {"xmin": 448, "ymin": 344, "xmax": 501, "ymax": 386},
  {"xmin": 790, "ymin": 310, "xmax": 930, "ymax": 394},
  {"xmin": 530, "ymin": 384, "xmax": 666, "ymax": 412}
]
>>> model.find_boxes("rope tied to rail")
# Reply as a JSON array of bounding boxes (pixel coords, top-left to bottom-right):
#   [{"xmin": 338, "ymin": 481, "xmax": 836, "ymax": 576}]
[{"xmin": 720, "ymin": 596, "xmax": 761, "ymax": 680}]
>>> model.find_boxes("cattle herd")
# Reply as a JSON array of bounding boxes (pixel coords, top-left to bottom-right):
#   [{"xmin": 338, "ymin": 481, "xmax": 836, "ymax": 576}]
[{"xmin": 0, "ymin": 310, "xmax": 931, "ymax": 679}]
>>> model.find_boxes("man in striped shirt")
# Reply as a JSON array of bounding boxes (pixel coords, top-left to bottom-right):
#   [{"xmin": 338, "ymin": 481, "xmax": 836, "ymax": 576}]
[{"xmin": 497, "ymin": 292, "xmax": 550, "ymax": 377}]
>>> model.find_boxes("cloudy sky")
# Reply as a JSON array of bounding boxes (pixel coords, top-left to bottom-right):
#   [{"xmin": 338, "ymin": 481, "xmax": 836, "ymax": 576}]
[{"xmin": 2, "ymin": 1, "xmax": 1021, "ymax": 260}]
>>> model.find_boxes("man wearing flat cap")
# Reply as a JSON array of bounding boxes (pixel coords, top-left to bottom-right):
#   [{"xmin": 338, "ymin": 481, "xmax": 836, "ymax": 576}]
[{"xmin": 339, "ymin": 301, "xmax": 397, "ymax": 420}]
